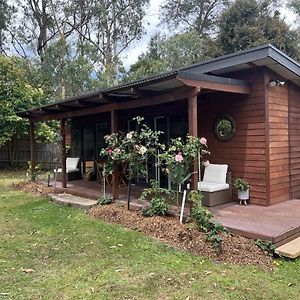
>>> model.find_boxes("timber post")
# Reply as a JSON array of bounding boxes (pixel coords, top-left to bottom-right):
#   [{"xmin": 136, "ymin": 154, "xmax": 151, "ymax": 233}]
[
  {"xmin": 60, "ymin": 118, "xmax": 67, "ymax": 188},
  {"xmin": 29, "ymin": 121, "xmax": 36, "ymax": 181},
  {"xmin": 188, "ymin": 88, "xmax": 200, "ymax": 190},
  {"xmin": 111, "ymin": 110, "xmax": 119, "ymax": 199}
]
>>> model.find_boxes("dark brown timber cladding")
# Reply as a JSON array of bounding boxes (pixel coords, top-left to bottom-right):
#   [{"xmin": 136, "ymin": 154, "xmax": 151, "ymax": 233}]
[
  {"xmin": 289, "ymin": 83, "xmax": 300, "ymax": 199},
  {"xmin": 266, "ymin": 70, "xmax": 290, "ymax": 204},
  {"xmin": 199, "ymin": 69, "xmax": 267, "ymax": 205}
]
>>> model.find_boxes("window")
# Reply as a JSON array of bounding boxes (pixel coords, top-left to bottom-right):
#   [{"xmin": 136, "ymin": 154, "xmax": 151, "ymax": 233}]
[{"xmin": 214, "ymin": 115, "xmax": 236, "ymax": 141}]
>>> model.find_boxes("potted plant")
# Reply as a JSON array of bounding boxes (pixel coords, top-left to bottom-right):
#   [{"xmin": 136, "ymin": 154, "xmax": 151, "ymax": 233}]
[{"xmin": 233, "ymin": 178, "xmax": 250, "ymax": 205}]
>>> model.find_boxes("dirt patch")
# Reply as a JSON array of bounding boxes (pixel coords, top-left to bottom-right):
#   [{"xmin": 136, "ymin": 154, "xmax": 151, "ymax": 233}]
[
  {"xmin": 89, "ymin": 203, "xmax": 273, "ymax": 270},
  {"xmin": 15, "ymin": 181, "xmax": 62, "ymax": 196}
]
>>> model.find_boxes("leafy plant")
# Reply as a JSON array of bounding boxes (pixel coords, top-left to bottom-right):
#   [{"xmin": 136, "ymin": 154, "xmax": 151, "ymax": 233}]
[
  {"xmin": 27, "ymin": 161, "xmax": 41, "ymax": 181},
  {"xmin": 97, "ymin": 196, "xmax": 113, "ymax": 205},
  {"xmin": 233, "ymin": 178, "xmax": 250, "ymax": 192},
  {"xmin": 189, "ymin": 190, "xmax": 227, "ymax": 253},
  {"xmin": 140, "ymin": 180, "xmax": 172, "ymax": 217},
  {"xmin": 255, "ymin": 239, "xmax": 275, "ymax": 256},
  {"xmin": 142, "ymin": 196, "xmax": 170, "ymax": 217},
  {"xmin": 139, "ymin": 179, "xmax": 174, "ymax": 201}
]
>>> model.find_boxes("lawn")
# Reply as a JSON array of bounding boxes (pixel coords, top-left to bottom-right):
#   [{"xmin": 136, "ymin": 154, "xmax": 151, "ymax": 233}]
[{"xmin": 0, "ymin": 171, "xmax": 300, "ymax": 300}]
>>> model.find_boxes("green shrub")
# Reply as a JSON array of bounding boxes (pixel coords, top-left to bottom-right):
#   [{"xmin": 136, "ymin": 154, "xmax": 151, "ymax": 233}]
[
  {"xmin": 140, "ymin": 180, "xmax": 172, "ymax": 217},
  {"xmin": 255, "ymin": 239, "xmax": 275, "ymax": 256},
  {"xmin": 142, "ymin": 196, "xmax": 170, "ymax": 217},
  {"xmin": 189, "ymin": 190, "xmax": 227, "ymax": 252},
  {"xmin": 97, "ymin": 196, "xmax": 113, "ymax": 205}
]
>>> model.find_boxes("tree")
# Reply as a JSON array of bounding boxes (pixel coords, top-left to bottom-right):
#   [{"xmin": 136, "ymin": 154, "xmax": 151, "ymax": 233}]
[
  {"xmin": 160, "ymin": 0, "xmax": 229, "ymax": 37},
  {"xmin": 125, "ymin": 31, "xmax": 217, "ymax": 82},
  {"xmin": 65, "ymin": 0, "xmax": 150, "ymax": 86},
  {"xmin": 288, "ymin": 0, "xmax": 300, "ymax": 15},
  {"xmin": 217, "ymin": 0, "xmax": 300, "ymax": 59},
  {"xmin": 0, "ymin": 0, "xmax": 15, "ymax": 54},
  {"xmin": 0, "ymin": 56, "xmax": 58, "ymax": 165}
]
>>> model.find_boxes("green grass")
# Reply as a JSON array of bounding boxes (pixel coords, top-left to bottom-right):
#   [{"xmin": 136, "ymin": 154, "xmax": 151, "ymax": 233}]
[{"xmin": 0, "ymin": 171, "xmax": 300, "ymax": 300}]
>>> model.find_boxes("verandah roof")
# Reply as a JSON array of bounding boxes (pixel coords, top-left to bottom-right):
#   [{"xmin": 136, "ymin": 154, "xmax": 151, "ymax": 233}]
[{"xmin": 17, "ymin": 44, "xmax": 300, "ymax": 121}]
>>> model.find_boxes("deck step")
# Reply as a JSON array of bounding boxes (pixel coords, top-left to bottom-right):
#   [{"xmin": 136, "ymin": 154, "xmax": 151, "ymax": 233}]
[
  {"xmin": 275, "ymin": 237, "xmax": 300, "ymax": 259},
  {"xmin": 48, "ymin": 193, "xmax": 97, "ymax": 210}
]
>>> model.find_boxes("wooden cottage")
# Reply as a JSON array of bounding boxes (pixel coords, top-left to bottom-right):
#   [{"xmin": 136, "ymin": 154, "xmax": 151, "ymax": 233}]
[{"xmin": 18, "ymin": 44, "xmax": 300, "ymax": 207}]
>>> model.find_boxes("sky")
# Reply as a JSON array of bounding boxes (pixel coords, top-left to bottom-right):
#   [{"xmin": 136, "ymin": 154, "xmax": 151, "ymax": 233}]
[{"xmin": 122, "ymin": 0, "xmax": 298, "ymax": 68}]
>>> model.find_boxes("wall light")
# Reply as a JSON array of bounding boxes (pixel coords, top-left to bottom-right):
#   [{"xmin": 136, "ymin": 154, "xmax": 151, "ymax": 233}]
[{"xmin": 269, "ymin": 80, "xmax": 285, "ymax": 87}]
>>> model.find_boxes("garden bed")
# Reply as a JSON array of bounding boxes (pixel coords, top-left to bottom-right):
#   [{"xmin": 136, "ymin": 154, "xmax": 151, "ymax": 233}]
[
  {"xmin": 88, "ymin": 203, "xmax": 273, "ymax": 269},
  {"xmin": 15, "ymin": 181, "xmax": 273, "ymax": 269},
  {"xmin": 16, "ymin": 181, "xmax": 61, "ymax": 196}
]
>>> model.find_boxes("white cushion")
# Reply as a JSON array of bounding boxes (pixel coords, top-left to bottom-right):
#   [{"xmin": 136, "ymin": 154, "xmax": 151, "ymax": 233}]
[
  {"xmin": 203, "ymin": 164, "xmax": 228, "ymax": 184},
  {"xmin": 66, "ymin": 157, "xmax": 80, "ymax": 170},
  {"xmin": 198, "ymin": 181, "xmax": 229, "ymax": 192},
  {"xmin": 55, "ymin": 168, "xmax": 80, "ymax": 174}
]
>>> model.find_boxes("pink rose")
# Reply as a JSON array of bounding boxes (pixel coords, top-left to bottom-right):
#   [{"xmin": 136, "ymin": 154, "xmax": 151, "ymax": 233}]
[
  {"xmin": 107, "ymin": 148, "xmax": 113, "ymax": 154},
  {"xmin": 200, "ymin": 137, "xmax": 207, "ymax": 145},
  {"xmin": 175, "ymin": 153, "xmax": 183, "ymax": 163},
  {"xmin": 203, "ymin": 160, "xmax": 210, "ymax": 167}
]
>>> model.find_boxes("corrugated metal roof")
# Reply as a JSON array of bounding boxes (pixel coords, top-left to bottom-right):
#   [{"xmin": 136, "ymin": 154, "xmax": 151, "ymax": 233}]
[{"xmin": 17, "ymin": 44, "xmax": 300, "ymax": 119}]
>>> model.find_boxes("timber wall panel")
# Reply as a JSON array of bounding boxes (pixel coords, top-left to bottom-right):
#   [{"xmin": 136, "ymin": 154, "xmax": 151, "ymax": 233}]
[
  {"xmin": 267, "ymin": 70, "xmax": 290, "ymax": 204},
  {"xmin": 198, "ymin": 69, "xmax": 267, "ymax": 205},
  {"xmin": 289, "ymin": 83, "xmax": 300, "ymax": 198}
]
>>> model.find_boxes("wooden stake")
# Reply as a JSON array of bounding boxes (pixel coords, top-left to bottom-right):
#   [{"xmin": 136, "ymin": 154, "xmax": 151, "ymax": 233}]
[{"xmin": 29, "ymin": 121, "xmax": 36, "ymax": 181}]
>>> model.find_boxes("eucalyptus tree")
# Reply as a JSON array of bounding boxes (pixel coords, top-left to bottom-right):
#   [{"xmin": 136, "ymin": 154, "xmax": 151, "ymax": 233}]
[
  {"xmin": 67, "ymin": 0, "xmax": 150, "ymax": 86},
  {"xmin": 0, "ymin": 0, "xmax": 15, "ymax": 55},
  {"xmin": 159, "ymin": 0, "xmax": 229, "ymax": 37}
]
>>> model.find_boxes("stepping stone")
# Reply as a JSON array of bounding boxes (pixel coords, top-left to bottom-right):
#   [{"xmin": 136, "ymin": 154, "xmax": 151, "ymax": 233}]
[
  {"xmin": 275, "ymin": 237, "xmax": 300, "ymax": 259},
  {"xmin": 48, "ymin": 193, "xmax": 97, "ymax": 210}
]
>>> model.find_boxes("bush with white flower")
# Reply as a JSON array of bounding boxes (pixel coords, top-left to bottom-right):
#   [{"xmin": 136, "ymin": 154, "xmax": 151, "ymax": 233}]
[{"xmin": 100, "ymin": 116, "xmax": 165, "ymax": 208}]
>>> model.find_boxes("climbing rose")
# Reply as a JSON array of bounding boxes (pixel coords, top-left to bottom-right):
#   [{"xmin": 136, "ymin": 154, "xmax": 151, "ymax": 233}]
[
  {"xmin": 203, "ymin": 160, "xmax": 210, "ymax": 167},
  {"xmin": 175, "ymin": 152, "xmax": 184, "ymax": 163},
  {"xmin": 107, "ymin": 148, "xmax": 113, "ymax": 154},
  {"xmin": 139, "ymin": 146, "xmax": 147, "ymax": 155},
  {"xmin": 126, "ymin": 132, "xmax": 133, "ymax": 139},
  {"xmin": 200, "ymin": 137, "xmax": 207, "ymax": 145}
]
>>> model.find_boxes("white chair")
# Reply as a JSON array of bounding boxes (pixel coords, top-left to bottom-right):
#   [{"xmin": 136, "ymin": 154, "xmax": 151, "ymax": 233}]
[
  {"xmin": 54, "ymin": 157, "xmax": 81, "ymax": 181},
  {"xmin": 198, "ymin": 164, "xmax": 232, "ymax": 207}
]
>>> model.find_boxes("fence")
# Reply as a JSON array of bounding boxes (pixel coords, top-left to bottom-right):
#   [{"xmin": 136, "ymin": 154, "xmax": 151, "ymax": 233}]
[{"xmin": 0, "ymin": 137, "xmax": 60, "ymax": 169}]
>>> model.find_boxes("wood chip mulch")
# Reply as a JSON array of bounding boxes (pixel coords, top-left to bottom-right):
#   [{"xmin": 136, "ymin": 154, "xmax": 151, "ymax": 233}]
[
  {"xmin": 89, "ymin": 203, "xmax": 274, "ymax": 270},
  {"xmin": 15, "ymin": 181, "xmax": 62, "ymax": 196},
  {"xmin": 14, "ymin": 181, "xmax": 273, "ymax": 269}
]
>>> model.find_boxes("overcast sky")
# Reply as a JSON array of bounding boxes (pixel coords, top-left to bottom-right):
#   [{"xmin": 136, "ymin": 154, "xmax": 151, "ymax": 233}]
[{"xmin": 122, "ymin": 0, "xmax": 298, "ymax": 68}]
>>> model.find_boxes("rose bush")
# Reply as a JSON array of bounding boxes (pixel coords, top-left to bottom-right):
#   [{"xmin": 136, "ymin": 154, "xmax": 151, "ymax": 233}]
[
  {"xmin": 100, "ymin": 116, "xmax": 165, "ymax": 209},
  {"xmin": 159, "ymin": 135, "xmax": 210, "ymax": 186}
]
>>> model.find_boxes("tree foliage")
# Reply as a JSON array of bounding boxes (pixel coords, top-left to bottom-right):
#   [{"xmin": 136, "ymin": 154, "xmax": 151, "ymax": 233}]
[
  {"xmin": 126, "ymin": 32, "xmax": 216, "ymax": 81},
  {"xmin": 289, "ymin": 0, "xmax": 300, "ymax": 15},
  {"xmin": 10, "ymin": 0, "xmax": 150, "ymax": 96},
  {"xmin": 0, "ymin": 56, "xmax": 58, "ymax": 147},
  {"xmin": 160, "ymin": 0, "xmax": 229, "ymax": 37},
  {"xmin": 217, "ymin": 0, "xmax": 300, "ymax": 59},
  {"xmin": 0, "ymin": 0, "xmax": 15, "ymax": 54}
]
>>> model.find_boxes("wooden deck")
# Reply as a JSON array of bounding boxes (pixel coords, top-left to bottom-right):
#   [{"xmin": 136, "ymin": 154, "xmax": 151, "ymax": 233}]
[
  {"xmin": 47, "ymin": 179, "xmax": 300, "ymax": 246},
  {"xmin": 210, "ymin": 201, "xmax": 300, "ymax": 246}
]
